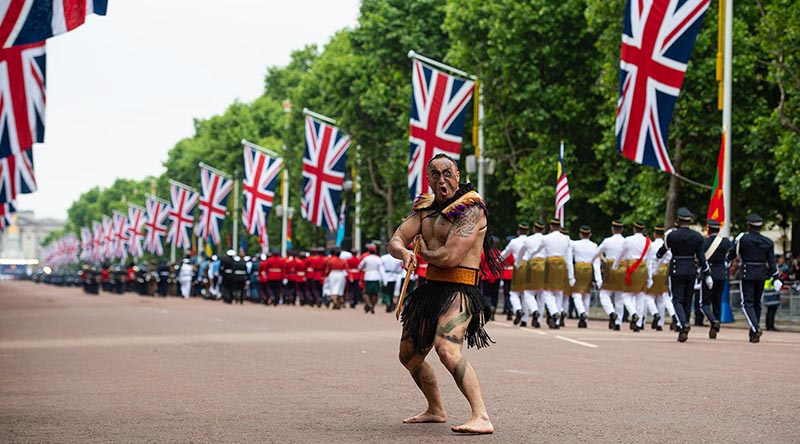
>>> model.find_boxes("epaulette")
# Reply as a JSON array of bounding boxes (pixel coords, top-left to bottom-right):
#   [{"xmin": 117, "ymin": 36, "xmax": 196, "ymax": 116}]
[{"xmin": 441, "ymin": 190, "xmax": 486, "ymax": 220}]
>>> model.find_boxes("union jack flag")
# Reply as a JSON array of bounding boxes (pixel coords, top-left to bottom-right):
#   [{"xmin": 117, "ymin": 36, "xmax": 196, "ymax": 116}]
[
  {"xmin": 166, "ymin": 181, "xmax": 198, "ymax": 250},
  {"xmin": 408, "ymin": 58, "xmax": 474, "ymax": 200},
  {"xmin": 242, "ymin": 143, "xmax": 283, "ymax": 235},
  {"xmin": 0, "ymin": 148, "xmax": 36, "ymax": 204},
  {"xmin": 101, "ymin": 214, "xmax": 113, "ymax": 260},
  {"xmin": 0, "ymin": 41, "xmax": 45, "ymax": 156},
  {"xmin": 112, "ymin": 210, "xmax": 129, "ymax": 260},
  {"xmin": 1, "ymin": 0, "xmax": 108, "ymax": 48},
  {"xmin": 194, "ymin": 166, "xmax": 232, "ymax": 246},
  {"xmin": 0, "ymin": 200, "xmax": 15, "ymax": 231},
  {"xmin": 126, "ymin": 204, "xmax": 145, "ymax": 258},
  {"xmin": 301, "ymin": 116, "xmax": 350, "ymax": 231},
  {"xmin": 79, "ymin": 225, "xmax": 92, "ymax": 260},
  {"xmin": 91, "ymin": 220, "xmax": 102, "ymax": 262},
  {"xmin": 616, "ymin": 0, "xmax": 710, "ymax": 173},
  {"xmin": 143, "ymin": 196, "xmax": 169, "ymax": 256}
]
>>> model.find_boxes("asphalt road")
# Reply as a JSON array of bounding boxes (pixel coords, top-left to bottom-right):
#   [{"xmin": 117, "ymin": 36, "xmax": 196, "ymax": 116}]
[{"xmin": 1, "ymin": 280, "xmax": 799, "ymax": 444}]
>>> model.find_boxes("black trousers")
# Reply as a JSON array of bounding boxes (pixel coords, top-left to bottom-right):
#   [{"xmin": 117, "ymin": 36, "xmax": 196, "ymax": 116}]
[
  {"xmin": 268, "ymin": 281, "xmax": 283, "ymax": 303},
  {"xmin": 740, "ymin": 279, "xmax": 764, "ymax": 333},
  {"xmin": 700, "ymin": 279, "xmax": 724, "ymax": 323},
  {"xmin": 669, "ymin": 274, "xmax": 695, "ymax": 330},
  {"xmin": 348, "ymin": 279, "xmax": 362, "ymax": 306}
]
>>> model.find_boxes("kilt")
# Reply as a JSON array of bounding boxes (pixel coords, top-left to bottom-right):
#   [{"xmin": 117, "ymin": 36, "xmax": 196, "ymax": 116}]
[
  {"xmin": 510, "ymin": 261, "xmax": 528, "ymax": 292},
  {"xmin": 646, "ymin": 264, "xmax": 668, "ymax": 295},
  {"xmin": 621, "ymin": 260, "xmax": 648, "ymax": 293},
  {"xmin": 602, "ymin": 259, "xmax": 625, "ymax": 292},
  {"xmin": 572, "ymin": 262, "xmax": 593, "ymax": 294},
  {"xmin": 528, "ymin": 258, "xmax": 546, "ymax": 290},
  {"xmin": 544, "ymin": 257, "xmax": 567, "ymax": 291}
]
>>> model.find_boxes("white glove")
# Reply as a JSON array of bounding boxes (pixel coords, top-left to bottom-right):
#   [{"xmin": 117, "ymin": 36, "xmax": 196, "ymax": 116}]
[
  {"xmin": 704, "ymin": 276, "xmax": 713, "ymax": 290},
  {"xmin": 282, "ymin": 279, "xmax": 288, "ymax": 285},
  {"xmin": 646, "ymin": 278, "xmax": 653, "ymax": 289},
  {"xmin": 774, "ymin": 279, "xmax": 783, "ymax": 292},
  {"xmin": 569, "ymin": 278, "xmax": 576, "ymax": 287},
  {"xmin": 596, "ymin": 280, "xmax": 603, "ymax": 290}
]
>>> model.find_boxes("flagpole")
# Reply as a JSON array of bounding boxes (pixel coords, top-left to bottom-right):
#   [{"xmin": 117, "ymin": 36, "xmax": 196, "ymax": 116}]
[
  {"xmin": 720, "ymin": 0, "xmax": 733, "ymax": 238},
  {"xmin": 233, "ymin": 168, "xmax": 239, "ymax": 252},
  {"xmin": 477, "ymin": 81, "xmax": 485, "ymax": 197},
  {"xmin": 281, "ymin": 157, "xmax": 289, "ymax": 258}
]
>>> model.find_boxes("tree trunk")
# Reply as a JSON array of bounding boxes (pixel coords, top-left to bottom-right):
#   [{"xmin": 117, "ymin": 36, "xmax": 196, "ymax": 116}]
[{"xmin": 664, "ymin": 137, "xmax": 683, "ymax": 228}]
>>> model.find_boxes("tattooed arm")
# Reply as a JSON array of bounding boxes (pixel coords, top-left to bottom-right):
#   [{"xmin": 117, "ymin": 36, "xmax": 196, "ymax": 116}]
[{"xmin": 419, "ymin": 205, "xmax": 484, "ymax": 269}]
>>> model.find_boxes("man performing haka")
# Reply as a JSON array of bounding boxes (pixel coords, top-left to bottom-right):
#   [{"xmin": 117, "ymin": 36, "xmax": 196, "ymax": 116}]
[{"xmin": 388, "ymin": 153, "xmax": 503, "ymax": 435}]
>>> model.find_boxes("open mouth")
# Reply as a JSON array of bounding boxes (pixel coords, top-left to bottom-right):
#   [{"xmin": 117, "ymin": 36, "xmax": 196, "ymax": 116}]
[{"xmin": 439, "ymin": 186, "xmax": 448, "ymax": 195}]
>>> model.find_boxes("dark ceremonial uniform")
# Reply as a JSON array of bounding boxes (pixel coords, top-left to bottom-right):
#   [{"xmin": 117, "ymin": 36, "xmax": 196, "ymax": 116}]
[
  {"xmin": 700, "ymin": 223, "xmax": 730, "ymax": 330},
  {"xmin": 400, "ymin": 184, "xmax": 494, "ymax": 352},
  {"xmin": 157, "ymin": 262, "xmax": 170, "ymax": 296},
  {"xmin": 232, "ymin": 258, "xmax": 248, "ymax": 304},
  {"xmin": 728, "ymin": 214, "xmax": 778, "ymax": 342},
  {"xmin": 656, "ymin": 209, "xmax": 709, "ymax": 336},
  {"xmin": 220, "ymin": 254, "xmax": 236, "ymax": 304}
]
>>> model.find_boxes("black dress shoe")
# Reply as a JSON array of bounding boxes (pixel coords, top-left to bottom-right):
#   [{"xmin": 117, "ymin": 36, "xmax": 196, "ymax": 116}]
[
  {"xmin": 578, "ymin": 313, "xmax": 588, "ymax": 328},
  {"xmin": 532, "ymin": 311, "xmax": 541, "ymax": 328},
  {"xmin": 710, "ymin": 321, "xmax": 720, "ymax": 339},
  {"xmin": 608, "ymin": 312, "xmax": 618, "ymax": 330},
  {"xmin": 506, "ymin": 312, "xmax": 513, "ymax": 321},
  {"xmin": 750, "ymin": 330, "xmax": 762, "ymax": 343},
  {"xmin": 547, "ymin": 315, "xmax": 557, "ymax": 329},
  {"xmin": 513, "ymin": 310, "xmax": 523, "ymax": 325},
  {"xmin": 656, "ymin": 326, "xmax": 663, "ymax": 331},
  {"xmin": 678, "ymin": 328, "xmax": 689, "ymax": 342},
  {"xmin": 520, "ymin": 321, "xmax": 527, "ymax": 328},
  {"xmin": 630, "ymin": 314, "xmax": 640, "ymax": 331},
  {"xmin": 613, "ymin": 324, "xmax": 620, "ymax": 331},
  {"xmin": 651, "ymin": 313, "xmax": 661, "ymax": 330}
]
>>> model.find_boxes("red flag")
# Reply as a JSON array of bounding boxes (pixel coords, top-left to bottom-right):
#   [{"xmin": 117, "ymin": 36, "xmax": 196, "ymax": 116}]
[{"xmin": 706, "ymin": 133, "xmax": 725, "ymax": 225}]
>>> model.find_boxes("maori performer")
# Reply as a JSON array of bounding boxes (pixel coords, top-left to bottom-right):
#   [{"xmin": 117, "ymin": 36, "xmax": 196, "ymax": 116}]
[{"xmin": 387, "ymin": 153, "xmax": 503, "ymax": 435}]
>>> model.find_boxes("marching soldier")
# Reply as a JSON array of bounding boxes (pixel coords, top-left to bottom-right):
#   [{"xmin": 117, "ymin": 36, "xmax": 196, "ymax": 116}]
[
  {"xmin": 612, "ymin": 221, "xmax": 653, "ymax": 332},
  {"xmin": 728, "ymin": 213, "xmax": 782, "ymax": 343},
  {"xmin": 499, "ymin": 223, "xmax": 529, "ymax": 326},
  {"xmin": 656, "ymin": 207, "xmax": 711, "ymax": 342},
  {"xmin": 530, "ymin": 218, "xmax": 573, "ymax": 328},
  {"xmin": 594, "ymin": 220, "xmax": 625, "ymax": 330},
  {"xmin": 519, "ymin": 221, "xmax": 546, "ymax": 328},
  {"xmin": 647, "ymin": 226, "xmax": 677, "ymax": 331},
  {"xmin": 701, "ymin": 219, "xmax": 731, "ymax": 339},
  {"xmin": 265, "ymin": 250, "xmax": 286, "ymax": 305},
  {"xmin": 569, "ymin": 225, "xmax": 601, "ymax": 328}
]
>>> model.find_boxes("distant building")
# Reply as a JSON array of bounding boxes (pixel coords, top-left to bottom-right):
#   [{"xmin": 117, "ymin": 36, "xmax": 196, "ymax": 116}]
[{"xmin": 0, "ymin": 211, "xmax": 65, "ymax": 273}]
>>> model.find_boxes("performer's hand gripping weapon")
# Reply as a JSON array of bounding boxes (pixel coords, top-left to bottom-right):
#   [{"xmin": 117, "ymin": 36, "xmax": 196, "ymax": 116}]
[{"xmin": 395, "ymin": 237, "xmax": 420, "ymax": 321}]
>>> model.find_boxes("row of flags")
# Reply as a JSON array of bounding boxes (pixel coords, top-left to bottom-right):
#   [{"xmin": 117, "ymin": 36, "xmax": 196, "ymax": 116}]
[
  {"xmin": 41, "ymin": 0, "xmax": 724, "ymax": 265},
  {"xmin": 0, "ymin": 1, "xmax": 108, "ymax": 231},
  {"xmin": 44, "ymin": 119, "xmax": 352, "ymax": 263}
]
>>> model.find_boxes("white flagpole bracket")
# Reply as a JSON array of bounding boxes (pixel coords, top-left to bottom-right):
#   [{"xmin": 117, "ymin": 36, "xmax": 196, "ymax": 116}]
[
  {"xmin": 241, "ymin": 139, "xmax": 281, "ymax": 158},
  {"xmin": 198, "ymin": 162, "xmax": 233, "ymax": 180},
  {"xmin": 168, "ymin": 179, "xmax": 199, "ymax": 193},
  {"xmin": 407, "ymin": 50, "xmax": 476, "ymax": 80},
  {"xmin": 302, "ymin": 108, "xmax": 337, "ymax": 125}
]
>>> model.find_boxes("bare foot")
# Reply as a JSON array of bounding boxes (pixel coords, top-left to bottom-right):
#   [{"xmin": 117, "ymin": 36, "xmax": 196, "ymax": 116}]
[
  {"xmin": 402, "ymin": 410, "xmax": 447, "ymax": 423},
  {"xmin": 451, "ymin": 417, "xmax": 494, "ymax": 434}
]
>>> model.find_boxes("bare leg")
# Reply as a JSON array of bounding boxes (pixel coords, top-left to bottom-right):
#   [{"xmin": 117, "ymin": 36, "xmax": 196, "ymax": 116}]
[
  {"xmin": 399, "ymin": 329, "xmax": 446, "ymax": 423},
  {"xmin": 435, "ymin": 298, "xmax": 494, "ymax": 434}
]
